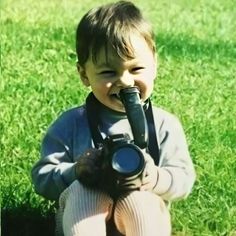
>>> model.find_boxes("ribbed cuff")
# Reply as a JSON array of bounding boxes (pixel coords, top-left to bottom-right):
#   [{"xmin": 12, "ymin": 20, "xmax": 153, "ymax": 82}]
[
  {"xmin": 60, "ymin": 162, "xmax": 77, "ymax": 186},
  {"xmin": 153, "ymin": 167, "xmax": 172, "ymax": 195}
]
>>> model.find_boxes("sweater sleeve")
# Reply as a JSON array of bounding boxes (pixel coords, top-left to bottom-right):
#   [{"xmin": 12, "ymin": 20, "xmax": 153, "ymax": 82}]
[
  {"xmin": 31, "ymin": 133, "xmax": 77, "ymax": 200},
  {"xmin": 152, "ymin": 111, "xmax": 196, "ymax": 201},
  {"xmin": 31, "ymin": 111, "xmax": 79, "ymax": 200}
]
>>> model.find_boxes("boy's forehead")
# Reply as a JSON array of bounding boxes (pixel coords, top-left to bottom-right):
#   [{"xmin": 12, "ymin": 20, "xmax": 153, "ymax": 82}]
[
  {"xmin": 91, "ymin": 40, "xmax": 154, "ymax": 67},
  {"xmin": 93, "ymin": 47, "xmax": 126, "ymax": 66},
  {"xmin": 92, "ymin": 48, "xmax": 141, "ymax": 68}
]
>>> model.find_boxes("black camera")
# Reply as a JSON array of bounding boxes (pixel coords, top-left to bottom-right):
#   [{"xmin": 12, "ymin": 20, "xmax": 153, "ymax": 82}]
[
  {"xmin": 85, "ymin": 86, "xmax": 150, "ymax": 197},
  {"xmin": 99, "ymin": 133, "xmax": 145, "ymax": 193},
  {"xmin": 97, "ymin": 87, "xmax": 148, "ymax": 195}
]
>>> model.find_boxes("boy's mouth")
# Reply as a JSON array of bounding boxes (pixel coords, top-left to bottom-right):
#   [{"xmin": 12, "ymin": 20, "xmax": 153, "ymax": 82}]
[{"xmin": 110, "ymin": 93, "xmax": 121, "ymax": 101}]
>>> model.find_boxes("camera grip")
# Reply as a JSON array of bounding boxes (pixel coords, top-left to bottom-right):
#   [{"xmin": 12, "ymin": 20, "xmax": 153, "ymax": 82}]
[{"xmin": 119, "ymin": 87, "xmax": 148, "ymax": 149}]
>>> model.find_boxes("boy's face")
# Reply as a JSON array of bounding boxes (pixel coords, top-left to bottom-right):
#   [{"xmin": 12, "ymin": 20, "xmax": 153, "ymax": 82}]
[{"xmin": 78, "ymin": 34, "xmax": 157, "ymax": 112}]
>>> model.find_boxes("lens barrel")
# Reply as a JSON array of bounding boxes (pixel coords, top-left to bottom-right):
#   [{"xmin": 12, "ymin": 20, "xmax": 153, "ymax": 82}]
[{"xmin": 109, "ymin": 143, "xmax": 145, "ymax": 179}]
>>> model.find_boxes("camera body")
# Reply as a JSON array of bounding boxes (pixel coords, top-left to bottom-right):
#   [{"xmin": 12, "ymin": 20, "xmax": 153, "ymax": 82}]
[{"xmin": 100, "ymin": 133, "xmax": 145, "ymax": 193}]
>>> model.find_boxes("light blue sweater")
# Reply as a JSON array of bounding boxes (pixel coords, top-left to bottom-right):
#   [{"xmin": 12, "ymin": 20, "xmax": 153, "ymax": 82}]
[{"xmin": 31, "ymin": 103, "xmax": 196, "ymax": 201}]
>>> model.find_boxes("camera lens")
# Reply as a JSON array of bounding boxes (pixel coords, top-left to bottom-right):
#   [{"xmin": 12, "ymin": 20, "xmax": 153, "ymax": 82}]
[{"xmin": 111, "ymin": 146, "xmax": 144, "ymax": 176}]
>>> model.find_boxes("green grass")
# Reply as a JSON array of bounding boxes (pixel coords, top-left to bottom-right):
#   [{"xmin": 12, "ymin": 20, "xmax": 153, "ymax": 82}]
[{"xmin": 1, "ymin": 0, "xmax": 235, "ymax": 235}]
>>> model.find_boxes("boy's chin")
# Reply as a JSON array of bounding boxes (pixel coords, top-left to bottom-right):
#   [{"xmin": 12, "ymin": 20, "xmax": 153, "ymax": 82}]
[
  {"xmin": 108, "ymin": 96, "xmax": 125, "ymax": 112},
  {"xmin": 106, "ymin": 101, "xmax": 125, "ymax": 113},
  {"xmin": 108, "ymin": 104, "xmax": 125, "ymax": 113}
]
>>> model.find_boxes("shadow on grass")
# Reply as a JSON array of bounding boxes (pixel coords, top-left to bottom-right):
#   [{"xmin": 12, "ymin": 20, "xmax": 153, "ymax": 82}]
[
  {"xmin": 156, "ymin": 32, "xmax": 236, "ymax": 61},
  {"xmin": 2, "ymin": 208, "xmax": 55, "ymax": 236},
  {"xmin": 2, "ymin": 207, "xmax": 123, "ymax": 236}
]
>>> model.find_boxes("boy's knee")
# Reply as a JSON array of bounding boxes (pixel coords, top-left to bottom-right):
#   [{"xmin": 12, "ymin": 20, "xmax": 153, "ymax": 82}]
[
  {"xmin": 60, "ymin": 180, "xmax": 113, "ymax": 210},
  {"xmin": 116, "ymin": 191, "xmax": 167, "ymax": 215},
  {"xmin": 114, "ymin": 191, "xmax": 171, "ymax": 235},
  {"xmin": 58, "ymin": 180, "xmax": 114, "ymax": 225}
]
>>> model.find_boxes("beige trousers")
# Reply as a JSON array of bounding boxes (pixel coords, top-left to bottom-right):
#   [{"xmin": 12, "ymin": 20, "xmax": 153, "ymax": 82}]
[{"xmin": 56, "ymin": 180, "xmax": 171, "ymax": 236}]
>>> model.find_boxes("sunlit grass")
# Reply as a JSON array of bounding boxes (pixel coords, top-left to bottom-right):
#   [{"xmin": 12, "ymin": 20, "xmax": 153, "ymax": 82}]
[{"xmin": 1, "ymin": 0, "xmax": 235, "ymax": 235}]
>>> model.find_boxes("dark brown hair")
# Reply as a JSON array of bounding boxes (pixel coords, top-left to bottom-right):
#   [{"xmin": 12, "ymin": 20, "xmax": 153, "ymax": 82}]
[{"xmin": 76, "ymin": 1, "xmax": 156, "ymax": 66}]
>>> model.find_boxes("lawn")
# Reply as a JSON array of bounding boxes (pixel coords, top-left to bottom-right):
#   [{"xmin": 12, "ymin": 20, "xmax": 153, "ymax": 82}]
[{"xmin": 1, "ymin": 0, "xmax": 235, "ymax": 235}]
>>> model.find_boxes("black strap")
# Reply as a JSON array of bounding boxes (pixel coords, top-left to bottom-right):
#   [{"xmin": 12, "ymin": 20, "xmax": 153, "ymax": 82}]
[
  {"xmin": 85, "ymin": 93, "xmax": 160, "ymax": 165},
  {"xmin": 145, "ymin": 99, "xmax": 160, "ymax": 165},
  {"xmin": 86, "ymin": 93, "xmax": 104, "ymax": 146}
]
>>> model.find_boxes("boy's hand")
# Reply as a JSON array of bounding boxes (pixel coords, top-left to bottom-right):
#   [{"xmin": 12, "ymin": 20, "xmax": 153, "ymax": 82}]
[
  {"xmin": 140, "ymin": 153, "xmax": 159, "ymax": 191},
  {"xmin": 75, "ymin": 148, "xmax": 102, "ymax": 186}
]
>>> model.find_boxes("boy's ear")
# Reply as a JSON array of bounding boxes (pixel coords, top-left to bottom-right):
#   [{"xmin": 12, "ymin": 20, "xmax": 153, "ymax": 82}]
[{"xmin": 77, "ymin": 63, "xmax": 90, "ymax": 87}]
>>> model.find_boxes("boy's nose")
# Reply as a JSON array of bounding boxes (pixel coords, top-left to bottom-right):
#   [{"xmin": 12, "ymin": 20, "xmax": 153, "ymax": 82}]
[{"xmin": 116, "ymin": 72, "xmax": 135, "ymax": 88}]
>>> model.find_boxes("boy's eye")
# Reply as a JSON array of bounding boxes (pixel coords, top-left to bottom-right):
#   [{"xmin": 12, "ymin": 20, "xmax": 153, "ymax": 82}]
[
  {"xmin": 99, "ymin": 70, "xmax": 116, "ymax": 76},
  {"xmin": 131, "ymin": 67, "xmax": 145, "ymax": 73}
]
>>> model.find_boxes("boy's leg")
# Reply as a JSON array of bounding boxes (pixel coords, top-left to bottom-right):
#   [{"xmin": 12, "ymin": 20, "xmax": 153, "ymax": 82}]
[
  {"xmin": 114, "ymin": 191, "xmax": 171, "ymax": 236},
  {"xmin": 56, "ymin": 180, "xmax": 114, "ymax": 236}
]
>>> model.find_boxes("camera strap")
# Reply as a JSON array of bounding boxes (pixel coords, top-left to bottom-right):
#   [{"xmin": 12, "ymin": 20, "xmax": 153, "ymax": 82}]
[
  {"xmin": 85, "ymin": 93, "xmax": 160, "ymax": 165},
  {"xmin": 145, "ymin": 99, "xmax": 160, "ymax": 166}
]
